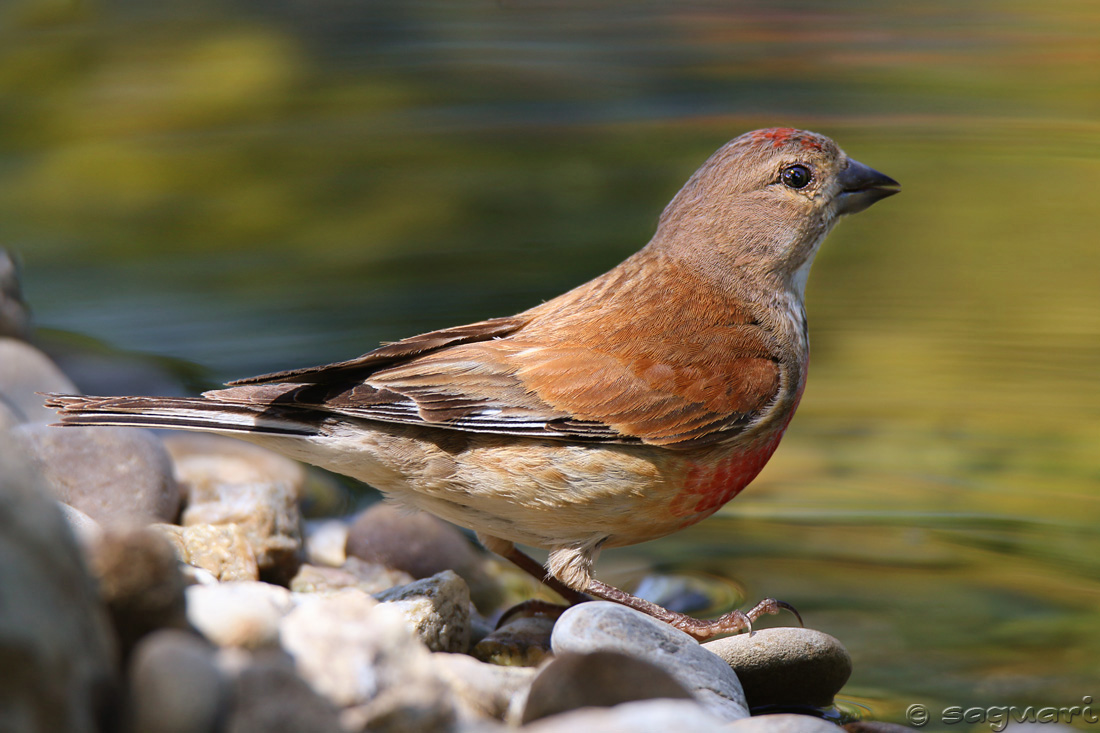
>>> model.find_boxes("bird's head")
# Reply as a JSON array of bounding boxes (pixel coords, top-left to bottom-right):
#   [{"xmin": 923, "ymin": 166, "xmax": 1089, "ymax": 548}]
[{"xmin": 652, "ymin": 127, "xmax": 899, "ymax": 298}]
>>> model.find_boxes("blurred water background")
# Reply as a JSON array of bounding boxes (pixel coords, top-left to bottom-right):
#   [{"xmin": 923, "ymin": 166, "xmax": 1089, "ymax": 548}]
[{"xmin": 4, "ymin": 0, "xmax": 1100, "ymax": 725}]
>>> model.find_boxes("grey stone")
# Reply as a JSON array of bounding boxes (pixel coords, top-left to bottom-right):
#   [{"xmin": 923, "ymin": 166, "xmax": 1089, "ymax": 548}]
[
  {"xmin": 289, "ymin": 558, "xmax": 414, "ymax": 595},
  {"xmin": 453, "ymin": 721, "xmax": 509, "ymax": 733},
  {"xmin": 15, "ymin": 423, "xmax": 179, "ymax": 525},
  {"xmin": 0, "ymin": 439, "xmax": 116, "ymax": 733},
  {"xmin": 155, "ymin": 522, "xmax": 260, "ymax": 581},
  {"xmin": 211, "ymin": 646, "xmax": 255, "ymax": 681},
  {"xmin": 180, "ymin": 564, "xmax": 221, "ymax": 587},
  {"xmin": 0, "ymin": 400, "xmax": 21, "ymax": 430},
  {"xmin": 551, "ymin": 601, "xmax": 749, "ymax": 721},
  {"xmin": 520, "ymin": 650, "xmax": 693, "ymax": 724},
  {"xmin": 278, "ymin": 588, "xmax": 386, "ymax": 706},
  {"xmin": 303, "ymin": 517, "xmax": 350, "ymax": 567},
  {"xmin": 520, "ymin": 698, "xmax": 727, "ymax": 733},
  {"xmin": 127, "ymin": 629, "xmax": 227, "ymax": 733},
  {"xmin": 468, "ymin": 608, "xmax": 495, "ymax": 649},
  {"xmin": 0, "ymin": 337, "xmax": 74, "ymax": 422},
  {"xmin": 346, "ymin": 503, "xmax": 502, "ymax": 612},
  {"xmin": 343, "ymin": 556, "xmax": 416, "ymax": 591},
  {"xmin": 166, "ymin": 433, "xmax": 304, "ymax": 583},
  {"xmin": 278, "ymin": 589, "xmax": 453, "ymax": 723},
  {"xmin": 374, "ymin": 570, "xmax": 471, "ymax": 653},
  {"xmin": 87, "ymin": 526, "xmax": 189, "ymax": 657},
  {"xmin": 340, "ymin": 698, "xmax": 456, "ymax": 733},
  {"xmin": 704, "ymin": 627, "xmax": 852, "ymax": 708},
  {"xmin": 224, "ymin": 654, "xmax": 343, "ymax": 733},
  {"xmin": 186, "ymin": 582, "xmax": 294, "ymax": 649},
  {"xmin": 472, "ymin": 612, "xmax": 555, "ymax": 667},
  {"xmin": 290, "ymin": 562, "xmax": 373, "ymax": 594},
  {"xmin": 59, "ymin": 502, "xmax": 104, "ymax": 549},
  {"xmin": 727, "ymin": 713, "xmax": 844, "ymax": 732},
  {"xmin": 432, "ymin": 652, "xmax": 536, "ymax": 722}
]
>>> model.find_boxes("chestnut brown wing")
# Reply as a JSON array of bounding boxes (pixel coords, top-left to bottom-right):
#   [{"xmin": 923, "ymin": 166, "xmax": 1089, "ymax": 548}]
[{"xmin": 211, "ymin": 334, "xmax": 780, "ymax": 448}]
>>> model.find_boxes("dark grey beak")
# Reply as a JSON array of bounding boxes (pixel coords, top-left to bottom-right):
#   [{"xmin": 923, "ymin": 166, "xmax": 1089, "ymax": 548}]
[{"xmin": 836, "ymin": 158, "xmax": 900, "ymax": 215}]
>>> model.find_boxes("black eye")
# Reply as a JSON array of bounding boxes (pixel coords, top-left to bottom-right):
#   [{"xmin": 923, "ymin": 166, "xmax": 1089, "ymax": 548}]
[{"xmin": 781, "ymin": 164, "xmax": 812, "ymax": 189}]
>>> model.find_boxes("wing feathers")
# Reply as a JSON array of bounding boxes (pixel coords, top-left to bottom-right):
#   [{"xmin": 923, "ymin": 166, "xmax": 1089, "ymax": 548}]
[
  {"xmin": 52, "ymin": 262, "xmax": 790, "ymax": 448},
  {"xmin": 227, "ymin": 316, "xmax": 526, "ymax": 386},
  {"xmin": 200, "ymin": 330, "xmax": 781, "ymax": 447}
]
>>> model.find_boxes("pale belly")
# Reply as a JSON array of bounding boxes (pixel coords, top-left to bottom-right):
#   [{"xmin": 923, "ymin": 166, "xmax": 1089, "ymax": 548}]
[{"xmin": 249, "ymin": 419, "xmax": 784, "ymax": 552}]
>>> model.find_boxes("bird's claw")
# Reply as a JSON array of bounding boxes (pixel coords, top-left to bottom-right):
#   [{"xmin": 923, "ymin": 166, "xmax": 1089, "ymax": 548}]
[
  {"xmin": 671, "ymin": 597, "xmax": 802, "ymax": 641},
  {"xmin": 745, "ymin": 597, "xmax": 804, "ymax": 628},
  {"xmin": 671, "ymin": 609, "xmax": 750, "ymax": 641}
]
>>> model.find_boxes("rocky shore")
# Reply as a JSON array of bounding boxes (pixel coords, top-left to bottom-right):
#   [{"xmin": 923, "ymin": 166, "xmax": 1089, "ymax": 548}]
[{"xmin": 0, "ymin": 252, "xmax": 911, "ymax": 733}]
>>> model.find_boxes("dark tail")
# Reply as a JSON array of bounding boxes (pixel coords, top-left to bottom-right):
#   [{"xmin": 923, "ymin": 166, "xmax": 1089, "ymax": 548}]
[{"xmin": 42, "ymin": 394, "xmax": 318, "ymax": 436}]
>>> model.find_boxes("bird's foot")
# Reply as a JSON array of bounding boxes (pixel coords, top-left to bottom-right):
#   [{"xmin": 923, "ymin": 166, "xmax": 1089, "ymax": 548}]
[
  {"xmin": 486, "ymin": 538, "xmax": 801, "ymax": 641},
  {"xmin": 586, "ymin": 578, "xmax": 802, "ymax": 641},
  {"xmin": 666, "ymin": 598, "xmax": 803, "ymax": 641}
]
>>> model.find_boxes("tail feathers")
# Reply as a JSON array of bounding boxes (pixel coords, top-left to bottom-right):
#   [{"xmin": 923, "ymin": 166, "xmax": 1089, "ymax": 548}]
[{"xmin": 42, "ymin": 394, "xmax": 319, "ymax": 436}]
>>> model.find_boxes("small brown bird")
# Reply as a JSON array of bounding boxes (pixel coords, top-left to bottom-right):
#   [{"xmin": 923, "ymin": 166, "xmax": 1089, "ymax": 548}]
[{"xmin": 47, "ymin": 128, "xmax": 898, "ymax": 640}]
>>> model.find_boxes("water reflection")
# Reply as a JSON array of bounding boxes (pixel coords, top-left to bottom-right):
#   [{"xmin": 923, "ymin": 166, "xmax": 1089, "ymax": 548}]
[{"xmin": 5, "ymin": 0, "xmax": 1100, "ymax": 723}]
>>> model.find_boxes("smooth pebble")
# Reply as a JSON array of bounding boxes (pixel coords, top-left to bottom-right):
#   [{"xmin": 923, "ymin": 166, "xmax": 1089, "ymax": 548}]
[
  {"xmin": 842, "ymin": 723, "xmax": 920, "ymax": 732},
  {"xmin": 87, "ymin": 526, "xmax": 190, "ymax": 656},
  {"xmin": 551, "ymin": 601, "xmax": 749, "ymax": 721},
  {"xmin": 519, "ymin": 650, "xmax": 692, "ymax": 724},
  {"xmin": 519, "ymin": 698, "xmax": 727, "ymax": 733},
  {"xmin": 127, "ymin": 630, "xmax": 227, "ymax": 733},
  {"xmin": 346, "ymin": 503, "xmax": 502, "ymax": 612},
  {"xmin": 472, "ymin": 613, "xmax": 555, "ymax": 667},
  {"xmin": 0, "ymin": 337, "xmax": 76, "ymax": 422},
  {"xmin": 223, "ymin": 653, "xmax": 343, "ymax": 733},
  {"xmin": 15, "ymin": 423, "xmax": 179, "ymax": 525},
  {"xmin": 59, "ymin": 502, "xmax": 104, "ymax": 549},
  {"xmin": 704, "ymin": 627, "xmax": 852, "ymax": 708},
  {"xmin": 726, "ymin": 713, "xmax": 844, "ymax": 732},
  {"xmin": 0, "ymin": 440, "xmax": 116, "ymax": 733}
]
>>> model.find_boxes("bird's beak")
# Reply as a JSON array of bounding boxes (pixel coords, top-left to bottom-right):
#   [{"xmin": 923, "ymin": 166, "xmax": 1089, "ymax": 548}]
[{"xmin": 836, "ymin": 159, "xmax": 900, "ymax": 215}]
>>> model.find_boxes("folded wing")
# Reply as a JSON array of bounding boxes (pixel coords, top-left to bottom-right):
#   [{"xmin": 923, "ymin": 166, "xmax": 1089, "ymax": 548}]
[{"xmin": 208, "ymin": 317, "xmax": 781, "ymax": 449}]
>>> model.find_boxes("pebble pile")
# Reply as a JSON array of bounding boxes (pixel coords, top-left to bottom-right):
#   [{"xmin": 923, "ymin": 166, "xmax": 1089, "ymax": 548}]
[{"xmin": 0, "ymin": 251, "xmax": 913, "ymax": 732}]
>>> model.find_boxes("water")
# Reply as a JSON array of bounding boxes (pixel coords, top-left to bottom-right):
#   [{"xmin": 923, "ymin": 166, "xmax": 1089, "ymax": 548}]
[{"xmin": 5, "ymin": 0, "xmax": 1100, "ymax": 724}]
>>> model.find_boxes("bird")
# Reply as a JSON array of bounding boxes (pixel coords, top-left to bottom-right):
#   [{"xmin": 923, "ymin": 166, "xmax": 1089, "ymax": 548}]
[{"xmin": 46, "ymin": 128, "xmax": 899, "ymax": 640}]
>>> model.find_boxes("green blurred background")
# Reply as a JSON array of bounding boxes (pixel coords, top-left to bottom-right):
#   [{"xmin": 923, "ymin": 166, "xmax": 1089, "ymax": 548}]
[{"xmin": 4, "ymin": 0, "xmax": 1100, "ymax": 725}]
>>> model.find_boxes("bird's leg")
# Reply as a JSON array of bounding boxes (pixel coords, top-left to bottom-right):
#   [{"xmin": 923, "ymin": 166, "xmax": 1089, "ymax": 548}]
[
  {"xmin": 477, "ymin": 534, "xmax": 590, "ymax": 605},
  {"xmin": 548, "ymin": 546, "xmax": 802, "ymax": 642},
  {"xmin": 480, "ymin": 537, "xmax": 801, "ymax": 640}
]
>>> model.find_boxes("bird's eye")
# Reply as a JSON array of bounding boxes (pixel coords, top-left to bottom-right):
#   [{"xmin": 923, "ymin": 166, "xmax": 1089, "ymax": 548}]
[{"xmin": 781, "ymin": 164, "xmax": 813, "ymax": 189}]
